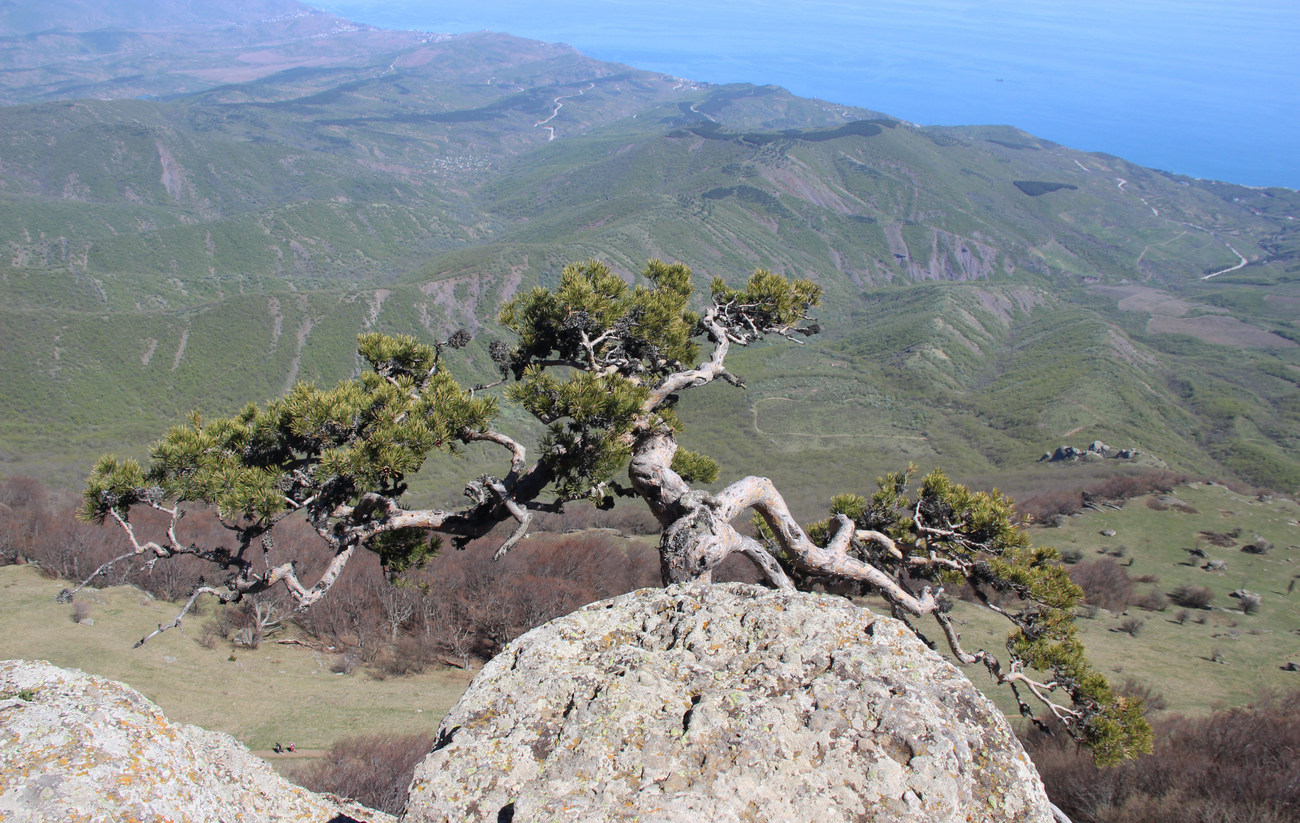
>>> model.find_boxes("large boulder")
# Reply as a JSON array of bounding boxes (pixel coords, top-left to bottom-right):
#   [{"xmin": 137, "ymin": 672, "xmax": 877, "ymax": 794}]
[
  {"xmin": 0, "ymin": 659, "xmax": 390, "ymax": 823},
  {"xmin": 406, "ymin": 583, "xmax": 1053, "ymax": 822}
]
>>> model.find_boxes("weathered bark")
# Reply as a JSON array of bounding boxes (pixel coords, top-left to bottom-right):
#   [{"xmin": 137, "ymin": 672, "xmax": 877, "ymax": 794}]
[{"xmin": 626, "ymin": 427, "xmax": 939, "ymax": 617}]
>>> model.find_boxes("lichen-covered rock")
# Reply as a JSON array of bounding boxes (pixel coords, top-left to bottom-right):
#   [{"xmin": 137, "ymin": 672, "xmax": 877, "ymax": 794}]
[
  {"xmin": 405, "ymin": 583, "xmax": 1052, "ymax": 822},
  {"xmin": 0, "ymin": 659, "xmax": 391, "ymax": 823}
]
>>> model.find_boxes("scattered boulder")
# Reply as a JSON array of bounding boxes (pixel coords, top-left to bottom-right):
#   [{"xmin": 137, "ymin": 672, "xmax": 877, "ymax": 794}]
[
  {"xmin": 1229, "ymin": 589, "xmax": 1258, "ymax": 600},
  {"xmin": 0, "ymin": 659, "xmax": 389, "ymax": 823},
  {"xmin": 1203, "ymin": 559, "xmax": 1228, "ymax": 572},
  {"xmin": 1048, "ymin": 445, "xmax": 1083, "ymax": 462},
  {"xmin": 1041, "ymin": 443, "xmax": 1139, "ymax": 463},
  {"xmin": 406, "ymin": 583, "xmax": 1053, "ymax": 823}
]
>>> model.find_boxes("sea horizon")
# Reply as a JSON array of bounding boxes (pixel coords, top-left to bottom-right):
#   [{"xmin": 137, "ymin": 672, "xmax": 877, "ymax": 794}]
[{"xmin": 313, "ymin": 0, "xmax": 1300, "ymax": 191}]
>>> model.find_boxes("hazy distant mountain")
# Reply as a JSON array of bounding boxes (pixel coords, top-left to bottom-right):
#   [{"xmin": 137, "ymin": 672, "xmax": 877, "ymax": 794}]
[
  {"xmin": 0, "ymin": 0, "xmax": 440, "ymax": 103},
  {"xmin": 0, "ymin": 0, "xmax": 1297, "ymax": 499},
  {"xmin": 0, "ymin": 0, "xmax": 312, "ymax": 35}
]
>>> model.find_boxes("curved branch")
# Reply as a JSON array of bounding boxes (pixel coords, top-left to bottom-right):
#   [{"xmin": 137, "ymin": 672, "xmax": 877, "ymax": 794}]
[
  {"xmin": 718, "ymin": 477, "xmax": 940, "ymax": 616},
  {"xmin": 462, "ymin": 428, "xmax": 527, "ymax": 480},
  {"xmin": 735, "ymin": 534, "xmax": 795, "ymax": 590},
  {"xmin": 645, "ymin": 314, "xmax": 733, "ymax": 410},
  {"xmin": 134, "ymin": 584, "xmax": 235, "ymax": 647}
]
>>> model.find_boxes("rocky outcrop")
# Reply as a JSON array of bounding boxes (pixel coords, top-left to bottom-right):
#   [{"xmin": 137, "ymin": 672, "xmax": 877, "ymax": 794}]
[
  {"xmin": 1040, "ymin": 441, "xmax": 1141, "ymax": 463},
  {"xmin": 405, "ymin": 583, "xmax": 1053, "ymax": 823},
  {"xmin": 0, "ymin": 659, "xmax": 390, "ymax": 823}
]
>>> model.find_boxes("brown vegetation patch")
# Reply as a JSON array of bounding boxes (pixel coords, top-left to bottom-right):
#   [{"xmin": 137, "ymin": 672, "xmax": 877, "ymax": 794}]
[
  {"xmin": 1069, "ymin": 558, "xmax": 1135, "ymax": 613},
  {"xmin": 1019, "ymin": 471, "xmax": 1189, "ymax": 523},
  {"xmin": 293, "ymin": 732, "xmax": 436, "ymax": 816},
  {"xmin": 1146, "ymin": 314, "xmax": 1297, "ymax": 348},
  {"xmin": 1093, "ymin": 285, "xmax": 1201, "ymax": 317},
  {"xmin": 1199, "ymin": 527, "xmax": 1242, "ymax": 547},
  {"xmin": 1094, "ymin": 284, "xmax": 1294, "ymax": 348},
  {"xmin": 1027, "ymin": 691, "xmax": 1300, "ymax": 823}
]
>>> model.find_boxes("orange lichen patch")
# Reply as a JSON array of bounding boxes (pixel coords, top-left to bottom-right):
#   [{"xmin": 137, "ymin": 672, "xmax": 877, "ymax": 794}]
[{"xmin": 1, "ymin": 660, "xmax": 387, "ymax": 822}]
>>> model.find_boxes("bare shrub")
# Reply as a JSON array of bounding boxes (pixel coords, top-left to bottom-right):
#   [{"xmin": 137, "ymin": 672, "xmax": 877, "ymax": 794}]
[
  {"xmin": 355, "ymin": 530, "xmax": 662, "ymax": 671},
  {"xmin": 196, "ymin": 621, "xmax": 222, "ymax": 650},
  {"xmin": 1059, "ymin": 548, "xmax": 1084, "ymax": 565},
  {"xmin": 1017, "ymin": 473, "xmax": 1186, "ymax": 523},
  {"xmin": 1089, "ymin": 471, "xmax": 1188, "ymax": 503},
  {"xmin": 329, "ymin": 653, "xmax": 359, "ymax": 675},
  {"xmin": 1018, "ymin": 489, "xmax": 1083, "ymax": 522},
  {"xmin": 1143, "ymin": 495, "xmax": 1198, "ymax": 514},
  {"xmin": 1115, "ymin": 617, "xmax": 1145, "ymax": 636},
  {"xmin": 375, "ymin": 635, "xmax": 439, "ymax": 678},
  {"xmin": 1240, "ymin": 594, "xmax": 1262, "ymax": 615},
  {"xmin": 1133, "ymin": 589, "xmax": 1167, "ymax": 612},
  {"xmin": 1170, "ymin": 584, "xmax": 1215, "ymax": 610},
  {"xmin": 293, "ymin": 732, "xmax": 436, "ymax": 815},
  {"xmin": 71, "ymin": 601, "xmax": 91, "ymax": 624},
  {"xmin": 1018, "ymin": 471, "xmax": 1194, "ymax": 526},
  {"xmin": 1115, "ymin": 677, "xmax": 1167, "ymax": 714},
  {"xmin": 1069, "ymin": 558, "xmax": 1135, "ymax": 612},
  {"xmin": 594, "ymin": 502, "xmax": 660, "ymax": 535},
  {"xmin": 1173, "ymin": 609, "xmax": 1191, "ymax": 625},
  {"xmin": 297, "ymin": 552, "xmax": 389, "ymax": 662}
]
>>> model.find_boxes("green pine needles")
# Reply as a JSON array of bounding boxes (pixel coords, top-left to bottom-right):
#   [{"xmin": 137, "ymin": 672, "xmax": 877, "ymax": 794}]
[
  {"xmin": 797, "ymin": 467, "xmax": 1151, "ymax": 765},
  {"xmin": 77, "ymin": 258, "xmax": 1148, "ymax": 762}
]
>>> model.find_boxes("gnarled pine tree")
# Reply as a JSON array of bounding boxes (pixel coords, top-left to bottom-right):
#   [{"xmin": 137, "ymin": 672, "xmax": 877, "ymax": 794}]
[{"xmin": 78, "ymin": 259, "xmax": 1150, "ymax": 765}]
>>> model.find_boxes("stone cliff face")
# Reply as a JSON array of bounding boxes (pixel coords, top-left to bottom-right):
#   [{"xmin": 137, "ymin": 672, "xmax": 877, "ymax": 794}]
[
  {"xmin": 405, "ymin": 583, "xmax": 1053, "ymax": 823},
  {"xmin": 0, "ymin": 659, "xmax": 391, "ymax": 823}
]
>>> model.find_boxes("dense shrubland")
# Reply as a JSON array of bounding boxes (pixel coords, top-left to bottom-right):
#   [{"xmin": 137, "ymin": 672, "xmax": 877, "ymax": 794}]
[
  {"xmin": 292, "ymin": 731, "xmax": 438, "ymax": 816},
  {"xmin": 1017, "ymin": 471, "xmax": 1193, "ymax": 524},
  {"xmin": 1026, "ymin": 691, "xmax": 1300, "ymax": 823},
  {"xmin": 0, "ymin": 474, "xmax": 659, "ymax": 668}
]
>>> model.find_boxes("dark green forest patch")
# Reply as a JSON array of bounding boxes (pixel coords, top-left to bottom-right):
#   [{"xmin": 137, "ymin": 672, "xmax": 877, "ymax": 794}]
[{"xmin": 1014, "ymin": 180, "xmax": 1079, "ymax": 196}]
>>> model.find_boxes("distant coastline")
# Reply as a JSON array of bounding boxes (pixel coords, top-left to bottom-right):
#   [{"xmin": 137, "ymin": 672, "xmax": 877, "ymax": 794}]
[{"xmin": 314, "ymin": 0, "xmax": 1300, "ymax": 190}]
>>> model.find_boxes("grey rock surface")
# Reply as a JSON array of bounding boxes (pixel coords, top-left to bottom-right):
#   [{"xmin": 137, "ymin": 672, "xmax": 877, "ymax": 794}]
[
  {"xmin": 405, "ymin": 582, "xmax": 1052, "ymax": 822},
  {"xmin": 0, "ymin": 658, "xmax": 391, "ymax": 823}
]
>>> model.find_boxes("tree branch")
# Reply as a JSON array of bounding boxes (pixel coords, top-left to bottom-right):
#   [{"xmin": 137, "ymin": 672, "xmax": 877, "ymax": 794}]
[
  {"xmin": 719, "ymin": 478, "xmax": 940, "ymax": 616},
  {"xmin": 645, "ymin": 313, "xmax": 733, "ymax": 410},
  {"xmin": 134, "ymin": 584, "xmax": 233, "ymax": 647}
]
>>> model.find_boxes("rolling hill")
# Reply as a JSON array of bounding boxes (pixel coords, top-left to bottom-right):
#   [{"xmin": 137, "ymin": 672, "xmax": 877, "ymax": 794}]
[{"xmin": 0, "ymin": 0, "xmax": 1297, "ymax": 507}]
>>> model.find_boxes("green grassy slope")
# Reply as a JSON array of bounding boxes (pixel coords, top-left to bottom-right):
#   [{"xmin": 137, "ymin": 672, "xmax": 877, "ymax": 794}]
[
  {"xmin": 2, "ymin": 484, "xmax": 1293, "ymax": 752},
  {"xmin": 0, "ymin": 564, "xmax": 473, "ymax": 750},
  {"xmin": 0, "ymin": 19, "xmax": 1297, "ymax": 499}
]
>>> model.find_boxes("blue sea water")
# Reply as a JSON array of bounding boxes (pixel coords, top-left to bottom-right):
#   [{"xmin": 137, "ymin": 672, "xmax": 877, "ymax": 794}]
[{"xmin": 316, "ymin": 0, "xmax": 1299, "ymax": 189}]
